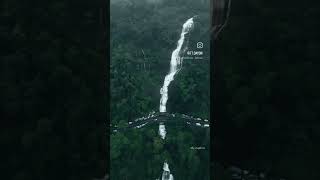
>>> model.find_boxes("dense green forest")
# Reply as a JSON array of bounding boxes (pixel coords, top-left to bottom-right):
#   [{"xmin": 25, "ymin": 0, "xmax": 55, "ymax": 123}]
[
  {"xmin": 1, "ymin": 0, "xmax": 320, "ymax": 180},
  {"xmin": 110, "ymin": 0, "xmax": 211, "ymax": 122},
  {"xmin": 110, "ymin": 0, "xmax": 210, "ymax": 179}
]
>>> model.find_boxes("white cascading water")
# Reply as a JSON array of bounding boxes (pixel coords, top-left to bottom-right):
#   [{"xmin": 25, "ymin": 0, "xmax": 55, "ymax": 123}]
[
  {"xmin": 158, "ymin": 17, "xmax": 195, "ymax": 140},
  {"xmin": 158, "ymin": 123, "xmax": 167, "ymax": 139},
  {"xmin": 157, "ymin": 16, "xmax": 196, "ymax": 180},
  {"xmin": 159, "ymin": 17, "xmax": 195, "ymax": 113},
  {"xmin": 161, "ymin": 162, "xmax": 174, "ymax": 180}
]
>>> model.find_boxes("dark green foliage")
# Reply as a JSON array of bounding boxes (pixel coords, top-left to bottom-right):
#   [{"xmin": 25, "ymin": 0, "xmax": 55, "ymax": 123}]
[
  {"xmin": 1, "ymin": 0, "xmax": 320, "ymax": 179},
  {"xmin": 110, "ymin": 0, "xmax": 210, "ymax": 179},
  {"xmin": 110, "ymin": 125, "xmax": 210, "ymax": 180}
]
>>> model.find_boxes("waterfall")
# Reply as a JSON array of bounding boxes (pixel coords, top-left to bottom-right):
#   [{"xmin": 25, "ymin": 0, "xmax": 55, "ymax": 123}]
[
  {"xmin": 158, "ymin": 17, "xmax": 195, "ymax": 140},
  {"xmin": 159, "ymin": 123, "xmax": 167, "ymax": 139},
  {"xmin": 157, "ymin": 16, "xmax": 196, "ymax": 180},
  {"xmin": 159, "ymin": 17, "xmax": 195, "ymax": 113},
  {"xmin": 161, "ymin": 162, "xmax": 174, "ymax": 180}
]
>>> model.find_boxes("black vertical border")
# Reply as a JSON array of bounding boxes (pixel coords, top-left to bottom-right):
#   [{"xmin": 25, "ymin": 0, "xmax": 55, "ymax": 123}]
[
  {"xmin": 210, "ymin": 0, "xmax": 214, "ymax": 179},
  {"xmin": 211, "ymin": 0, "xmax": 229, "ymax": 178},
  {"xmin": 100, "ymin": 0, "xmax": 109, "ymax": 178},
  {"xmin": 211, "ymin": 0, "xmax": 232, "ymax": 176}
]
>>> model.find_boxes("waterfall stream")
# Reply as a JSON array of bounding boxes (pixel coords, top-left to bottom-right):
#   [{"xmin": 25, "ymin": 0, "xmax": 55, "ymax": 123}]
[
  {"xmin": 158, "ymin": 16, "xmax": 196, "ymax": 180},
  {"xmin": 161, "ymin": 162, "xmax": 174, "ymax": 180},
  {"xmin": 159, "ymin": 17, "xmax": 195, "ymax": 113},
  {"xmin": 158, "ymin": 17, "xmax": 195, "ymax": 141}
]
